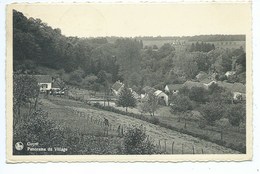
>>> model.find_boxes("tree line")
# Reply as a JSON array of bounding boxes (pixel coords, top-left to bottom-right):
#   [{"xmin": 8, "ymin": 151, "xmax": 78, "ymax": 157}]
[{"xmin": 13, "ymin": 10, "xmax": 246, "ymax": 94}]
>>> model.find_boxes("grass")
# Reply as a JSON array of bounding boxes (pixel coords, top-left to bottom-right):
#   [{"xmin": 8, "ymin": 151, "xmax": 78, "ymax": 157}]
[
  {"xmin": 60, "ymin": 86, "xmax": 246, "ymax": 152},
  {"xmin": 88, "ymin": 102, "xmax": 245, "ymax": 153},
  {"xmin": 14, "ymin": 97, "xmax": 126, "ymax": 155},
  {"xmin": 29, "ymin": 94, "xmax": 242, "ymax": 154},
  {"xmin": 39, "ymin": 96, "xmax": 119, "ymax": 137}
]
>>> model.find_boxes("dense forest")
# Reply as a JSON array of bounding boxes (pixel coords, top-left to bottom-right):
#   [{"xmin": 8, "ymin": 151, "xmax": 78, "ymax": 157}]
[{"xmin": 13, "ymin": 10, "xmax": 246, "ymax": 93}]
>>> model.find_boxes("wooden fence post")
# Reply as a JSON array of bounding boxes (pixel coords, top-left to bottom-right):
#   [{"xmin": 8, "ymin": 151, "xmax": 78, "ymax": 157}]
[
  {"xmin": 201, "ymin": 148, "xmax": 204, "ymax": 154},
  {"xmin": 192, "ymin": 145, "xmax": 195, "ymax": 154},
  {"xmin": 159, "ymin": 140, "xmax": 161, "ymax": 151},
  {"xmin": 172, "ymin": 141, "xmax": 174, "ymax": 154},
  {"xmin": 164, "ymin": 139, "xmax": 167, "ymax": 154},
  {"xmin": 182, "ymin": 144, "xmax": 184, "ymax": 154}
]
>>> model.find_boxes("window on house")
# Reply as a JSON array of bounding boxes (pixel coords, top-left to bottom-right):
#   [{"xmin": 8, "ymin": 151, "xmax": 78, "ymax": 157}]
[{"xmin": 41, "ymin": 84, "xmax": 48, "ymax": 89}]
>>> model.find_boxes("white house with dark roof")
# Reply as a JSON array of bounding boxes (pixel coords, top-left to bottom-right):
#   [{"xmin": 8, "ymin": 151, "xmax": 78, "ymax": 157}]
[
  {"xmin": 142, "ymin": 86, "xmax": 169, "ymax": 106},
  {"xmin": 34, "ymin": 75, "xmax": 53, "ymax": 92}
]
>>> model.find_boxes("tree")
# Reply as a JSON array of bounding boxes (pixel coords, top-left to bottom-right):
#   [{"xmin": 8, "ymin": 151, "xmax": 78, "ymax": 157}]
[
  {"xmin": 123, "ymin": 127, "xmax": 156, "ymax": 154},
  {"xmin": 115, "ymin": 39, "xmax": 141, "ymax": 84},
  {"xmin": 170, "ymin": 95, "xmax": 193, "ymax": 123},
  {"xmin": 227, "ymin": 104, "xmax": 246, "ymax": 127},
  {"xmin": 140, "ymin": 92, "xmax": 159, "ymax": 117},
  {"xmin": 208, "ymin": 83, "xmax": 224, "ymax": 95},
  {"xmin": 175, "ymin": 52, "xmax": 199, "ymax": 79},
  {"xmin": 193, "ymin": 52, "xmax": 210, "ymax": 72},
  {"xmin": 215, "ymin": 118, "xmax": 230, "ymax": 141},
  {"xmin": 69, "ymin": 68, "xmax": 84, "ymax": 85},
  {"xmin": 178, "ymin": 86, "xmax": 190, "ymax": 96},
  {"xmin": 117, "ymin": 86, "xmax": 136, "ymax": 112},
  {"xmin": 209, "ymin": 90, "xmax": 233, "ymax": 104},
  {"xmin": 13, "ymin": 74, "xmax": 40, "ymax": 126},
  {"xmin": 189, "ymin": 86, "xmax": 208, "ymax": 103},
  {"xmin": 199, "ymin": 102, "xmax": 225, "ymax": 125}
]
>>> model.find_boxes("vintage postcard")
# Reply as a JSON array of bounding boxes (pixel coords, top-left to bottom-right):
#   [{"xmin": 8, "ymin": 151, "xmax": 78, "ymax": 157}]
[{"xmin": 6, "ymin": 2, "xmax": 252, "ymax": 162}]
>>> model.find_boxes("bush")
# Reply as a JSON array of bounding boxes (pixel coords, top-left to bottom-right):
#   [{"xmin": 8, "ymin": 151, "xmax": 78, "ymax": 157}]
[
  {"xmin": 227, "ymin": 104, "xmax": 246, "ymax": 127},
  {"xmin": 13, "ymin": 109, "xmax": 67, "ymax": 155},
  {"xmin": 199, "ymin": 102, "xmax": 226, "ymax": 125},
  {"xmin": 150, "ymin": 117, "xmax": 160, "ymax": 125},
  {"xmin": 123, "ymin": 127, "xmax": 157, "ymax": 154},
  {"xmin": 189, "ymin": 86, "xmax": 208, "ymax": 103}
]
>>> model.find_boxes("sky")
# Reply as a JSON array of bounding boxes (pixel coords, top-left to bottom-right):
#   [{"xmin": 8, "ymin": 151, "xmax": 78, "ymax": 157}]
[{"xmin": 11, "ymin": 3, "xmax": 251, "ymax": 37}]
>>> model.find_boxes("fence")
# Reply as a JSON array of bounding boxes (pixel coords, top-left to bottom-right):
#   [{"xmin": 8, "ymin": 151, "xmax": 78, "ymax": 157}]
[{"xmin": 61, "ymin": 106, "xmax": 206, "ymax": 154}]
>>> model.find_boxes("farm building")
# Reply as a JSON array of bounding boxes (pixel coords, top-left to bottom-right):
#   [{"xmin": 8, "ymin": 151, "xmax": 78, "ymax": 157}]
[
  {"xmin": 142, "ymin": 86, "xmax": 169, "ymax": 106},
  {"xmin": 217, "ymin": 81, "xmax": 246, "ymax": 101},
  {"xmin": 225, "ymin": 71, "xmax": 236, "ymax": 77},
  {"xmin": 52, "ymin": 80, "xmax": 61, "ymax": 91},
  {"xmin": 111, "ymin": 81, "xmax": 124, "ymax": 96},
  {"xmin": 183, "ymin": 80, "xmax": 206, "ymax": 89},
  {"xmin": 195, "ymin": 71, "xmax": 208, "ymax": 81},
  {"xmin": 164, "ymin": 84, "xmax": 183, "ymax": 94},
  {"xmin": 201, "ymin": 78, "xmax": 217, "ymax": 89},
  {"xmin": 111, "ymin": 81, "xmax": 139, "ymax": 99},
  {"xmin": 154, "ymin": 90, "xmax": 169, "ymax": 106},
  {"xmin": 34, "ymin": 75, "xmax": 53, "ymax": 93}
]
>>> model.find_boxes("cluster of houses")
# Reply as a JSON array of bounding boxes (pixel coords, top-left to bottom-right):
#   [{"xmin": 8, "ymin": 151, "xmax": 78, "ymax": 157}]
[
  {"xmin": 165, "ymin": 71, "xmax": 246, "ymax": 103},
  {"xmin": 33, "ymin": 70, "xmax": 245, "ymax": 105},
  {"xmin": 111, "ymin": 71, "xmax": 246, "ymax": 106},
  {"xmin": 111, "ymin": 80, "xmax": 169, "ymax": 105}
]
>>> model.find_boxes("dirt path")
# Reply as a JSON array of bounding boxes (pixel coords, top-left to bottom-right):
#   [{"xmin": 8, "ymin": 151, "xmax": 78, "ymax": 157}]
[{"xmin": 42, "ymin": 98, "xmax": 239, "ymax": 154}]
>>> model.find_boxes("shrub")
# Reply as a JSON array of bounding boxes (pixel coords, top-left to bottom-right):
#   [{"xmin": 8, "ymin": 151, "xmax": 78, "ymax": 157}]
[
  {"xmin": 123, "ymin": 127, "xmax": 157, "ymax": 154},
  {"xmin": 227, "ymin": 104, "xmax": 246, "ymax": 127},
  {"xmin": 13, "ymin": 109, "xmax": 67, "ymax": 155},
  {"xmin": 189, "ymin": 86, "xmax": 208, "ymax": 103},
  {"xmin": 150, "ymin": 117, "xmax": 160, "ymax": 125},
  {"xmin": 199, "ymin": 102, "xmax": 226, "ymax": 125}
]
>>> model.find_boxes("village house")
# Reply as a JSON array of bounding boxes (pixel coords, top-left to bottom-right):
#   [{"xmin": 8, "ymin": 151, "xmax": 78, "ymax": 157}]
[
  {"xmin": 217, "ymin": 81, "xmax": 246, "ymax": 101},
  {"xmin": 164, "ymin": 84, "xmax": 183, "ymax": 94},
  {"xmin": 200, "ymin": 78, "xmax": 217, "ymax": 89},
  {"xmin": 142, "ymin": 86, "xmax": 169, "ymax": 106},
  {"xmin": 34, "ymin": 75, "xmax": 53, "ymax": 93},
  {"xmin": 111, "ymin": 81, "xmax": 140, "ymax": 100},
  {"xmin": 111, "ymin": 80, "xmax": 124, "ymax": 96},
  {"xmin": 183, "ymin": 80, "xmax": 206, "ymax": 89},
  {"xmin": 225, "ymin": 71, "xmax": 236, "ymax": 78},
  {"xmin": 195, "ymin": 71, "xmax": 208, "ymax": 81}
]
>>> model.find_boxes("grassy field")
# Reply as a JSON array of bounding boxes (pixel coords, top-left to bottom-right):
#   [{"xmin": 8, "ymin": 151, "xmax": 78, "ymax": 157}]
[
  {"xmin": 38, "ymin": 95, "xmax": 240, "ymax": 154},
  {"xmin": 67, "ymin": 86, "xmax": 246, "ymax": 152}
]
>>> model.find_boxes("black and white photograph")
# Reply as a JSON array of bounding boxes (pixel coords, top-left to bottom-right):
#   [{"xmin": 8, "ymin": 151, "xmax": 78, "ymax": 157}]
[{"xmin": 6, "ymin": 3, "xmax": 252, "ymax": 162}]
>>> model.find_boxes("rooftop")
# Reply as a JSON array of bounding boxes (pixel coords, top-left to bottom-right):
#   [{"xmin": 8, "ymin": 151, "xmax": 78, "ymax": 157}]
[
  {"xmin": 33, "ymin": 75, "xmax": 52, "ymax": 83},
  {"xmin": 111, "ymin": 81, "xmax": 124, "ymax": 91}
]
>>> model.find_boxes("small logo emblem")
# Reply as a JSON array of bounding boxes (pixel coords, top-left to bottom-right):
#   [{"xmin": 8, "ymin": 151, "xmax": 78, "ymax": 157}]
[{"xmin": 15, "ymin": 142, "xmax": 24, "ymax": 151}]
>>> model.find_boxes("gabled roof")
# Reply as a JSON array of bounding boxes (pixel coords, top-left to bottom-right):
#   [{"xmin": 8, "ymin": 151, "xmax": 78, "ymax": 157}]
[
  {"xmin": 142, "ymin": 86, "xmax": 156, "ymax": 94},
  {"xmin": 52, "ymin": 81, "xmax": 61, "ymax": 88},
  {"xmin": 183, "ymin": 81, "xmax": 205, "ymax": 89},
  {"xmin": 201, "ymin": 78, "xmax": 216, "ymax": 84},
  {"xmin": 111, "ymin": 81, "xmax": 124, "ymax": 91},
  {"xmin": 217, "ymin": 82, "xmax": 245, "ymax": 93},
  {"xmin": 167, "ymin": 84, "xmax": 183, "ymax": 91},
  {"xmin": 154, "ymin": 90, "xmax": 167, "ymax": 96},
  {"xmin": 196, "ymin": 71, "xmax": 208, "ymax": 81},
  {"xmin": 225, "ymin": 71, "xmax": 236, "ymax": 76},
  {"xmin": 34, "ymin": 75, "xmax": 52, "ymax": 83}
]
